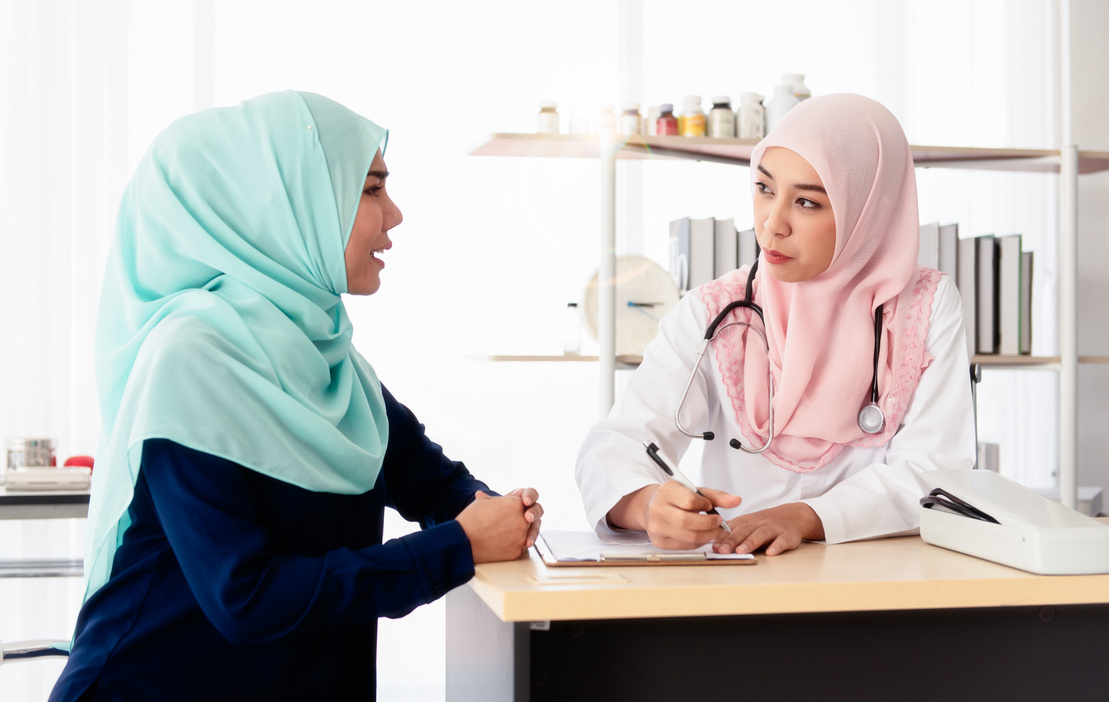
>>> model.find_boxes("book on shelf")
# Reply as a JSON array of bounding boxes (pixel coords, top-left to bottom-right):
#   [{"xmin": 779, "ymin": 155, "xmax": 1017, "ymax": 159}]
[
  {"xmin": 714, "ymin": 217, "xmax": 738, "ymax": 278},
  {"xmin": 1021, "ymin": 250, "xmax": 1034, "ymax": 355},
  {"xmin": 950, "ymin": 228, "xmax": 1034, "ymax": 357},
  {"xmin": 737, "ymin": 227, "xmax": 759, "ymax": 269},
  {"xmin": 689, "ymin": 218, "xmax": 715, "ymax": 288},
  {"xmin": 956, "ymin": 235, "xmax": 978, "ymax": 358},
  {"xmin": 668, "ymin": 216, "xmax": 717, "ymax": 292},
  {"xmin": 668, "ymin": 218, "xmax": 690, "ymax": 292},
  {"xmin": 918, "ymin": 221, "xmax": 940, "ymax": 270},
  {"xmin": 975, "ymin": 234, "xmax": 999, "ymax": 354},
  {"xmin": 996, "ymin": 234, "xmax": 1023, "ymax": 356},
  {"xmin": 937, "ymin": 222, "xmax": 959, "ymax": 281}
]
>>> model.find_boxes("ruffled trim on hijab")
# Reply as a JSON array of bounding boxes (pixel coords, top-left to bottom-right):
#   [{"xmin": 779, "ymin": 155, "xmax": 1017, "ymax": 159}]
[{"xmin": 698, "ymin": 266, "xmax": 940, "ymax": 473}]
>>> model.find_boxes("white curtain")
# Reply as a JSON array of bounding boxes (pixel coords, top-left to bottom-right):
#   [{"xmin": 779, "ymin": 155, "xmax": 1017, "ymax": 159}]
[
  {"xmin": 1, "ymin": 0, "xmax": 131, "ymax": 462},
  {"xmin": 2, "ymin": 2, "xmax": 131, "ymax": 698}
]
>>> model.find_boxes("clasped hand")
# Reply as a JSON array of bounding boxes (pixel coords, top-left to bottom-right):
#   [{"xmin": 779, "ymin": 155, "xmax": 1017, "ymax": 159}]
[{"xmin": 456, "ymin": 488, "xmax": 543, "ymax": 563}]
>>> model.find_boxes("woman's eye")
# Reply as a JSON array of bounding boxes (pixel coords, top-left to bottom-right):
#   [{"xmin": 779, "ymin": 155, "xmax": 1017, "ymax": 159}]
[
  {"xmin": 798, "ymin": 197, "xmax": 820, "ymax": 209},
  {"xmin": 755, "ymin": 181, "xmax": 771, "ymax": 194},
  {"xmin": 364, "ymin": 186, "xmax": 382, "ymax": 197}
]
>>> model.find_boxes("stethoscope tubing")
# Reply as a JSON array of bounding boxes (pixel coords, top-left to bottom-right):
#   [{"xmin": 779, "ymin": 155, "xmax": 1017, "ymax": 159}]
[
  {"xmin": 674, "ymin": 322, "xmax": 776, "ymax": 453},
  {"xmin": 673, "ymin": 258, "xmax": 885, "ymax": 453}
]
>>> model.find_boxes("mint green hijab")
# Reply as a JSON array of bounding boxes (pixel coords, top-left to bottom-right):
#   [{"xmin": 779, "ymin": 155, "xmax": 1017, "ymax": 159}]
[{"xmin": 86, "ymin": 91, "xmax": 390, "ymax": 602}]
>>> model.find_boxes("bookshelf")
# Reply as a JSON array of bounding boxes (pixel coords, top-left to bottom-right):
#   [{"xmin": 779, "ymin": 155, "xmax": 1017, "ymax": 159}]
[{"xmin": 469, "ymin": 132, "xmax": 1109, "ymax": 508}]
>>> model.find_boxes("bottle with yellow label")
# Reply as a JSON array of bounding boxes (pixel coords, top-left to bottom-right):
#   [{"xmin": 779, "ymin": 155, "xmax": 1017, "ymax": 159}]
[{"xmin": 679, "ymin": 95, "xmax": 705, "ymax": 137}]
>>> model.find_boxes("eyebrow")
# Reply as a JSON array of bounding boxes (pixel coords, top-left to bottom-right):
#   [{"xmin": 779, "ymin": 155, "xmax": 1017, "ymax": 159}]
[
  {"xmin": 366, "ymin": 170, "xmax": 390, "ymax": 180},
  {"xmin": 757, "ymin": 164, "xmax": 826, "ymax": 195}
]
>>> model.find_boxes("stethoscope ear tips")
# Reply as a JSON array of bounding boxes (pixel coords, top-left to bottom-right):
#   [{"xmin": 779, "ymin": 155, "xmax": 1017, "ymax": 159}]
[
  {"xmin": 729, "ymin": 439, "xmax": 743, "ymax": 450},
  {"xmin": 858, "ymin": 403, "xmax": 885, "ymax": 434}
]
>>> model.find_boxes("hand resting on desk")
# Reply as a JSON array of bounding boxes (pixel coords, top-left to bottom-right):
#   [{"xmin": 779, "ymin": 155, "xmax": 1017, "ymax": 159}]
[{"xmin": 713, "ymin": 502, "xmax": 826, "ymax": 557}]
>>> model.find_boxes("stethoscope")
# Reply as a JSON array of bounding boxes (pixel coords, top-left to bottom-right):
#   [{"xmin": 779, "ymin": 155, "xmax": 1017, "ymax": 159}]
[{"xmin": 674, "ymin": 259, "xmax": 886, "ymax": 454}]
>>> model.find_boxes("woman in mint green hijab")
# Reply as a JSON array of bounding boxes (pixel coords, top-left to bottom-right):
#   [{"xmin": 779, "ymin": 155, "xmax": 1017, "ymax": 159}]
[{"xmin": 51, "ymin": 91, "xmax": 542, "ymax": 702}]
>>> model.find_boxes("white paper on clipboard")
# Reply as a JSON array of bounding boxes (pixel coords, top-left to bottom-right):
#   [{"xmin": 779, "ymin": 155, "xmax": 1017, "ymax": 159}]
[{"xmin": 535, "ymin": 530, "xmax": 755, "ymax": 566}]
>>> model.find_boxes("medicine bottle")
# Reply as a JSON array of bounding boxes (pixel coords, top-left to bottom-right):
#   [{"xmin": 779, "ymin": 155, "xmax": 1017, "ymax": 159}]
[
  {"xmin": 597, "ymin": 104, "xmax": 617, "ymax": 135},
  {"xmin": 737, "ymin": 92, "xmax": 765, "ymax": 139},
  {"xmin": 563, "ymin": 303, "xmax": 581, "ymax": 355},
  {"xmin": 764, "ymin": 84, "xmax": 800, "ymax": 133},
  {"xmin": 707, "ymin": 96, "xmax": 735, "ymax": 138},
  {"xmin": 780, "ymin": 73, "xmax": 811, "ymax": 100},
  {"xmin": 619, "ymin": 103, "xmax": 642, "ymax": 136},
  {"xmin": 656, "ymin": 104, "xmax": 679, "ymax": 135},
  {"xmin": 644, "ymin": 105, "xmax": 661, "ymax": 136},
  {"xmin": 679, "ymin": 95, "xmax": 705, "ymax": 137},
  {"xmin": 537, "ymin": 101, "xmax": 560, "ymax": 134},
  {"xmin": 568, "ymin": 104, "xmax": 591, "ymax": 135}
]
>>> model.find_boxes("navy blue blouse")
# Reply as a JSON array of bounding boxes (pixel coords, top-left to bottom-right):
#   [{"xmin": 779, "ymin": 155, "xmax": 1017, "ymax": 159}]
[{"xmin": 51, "ymin": 385, "xmax": 486, "ymax": 701}]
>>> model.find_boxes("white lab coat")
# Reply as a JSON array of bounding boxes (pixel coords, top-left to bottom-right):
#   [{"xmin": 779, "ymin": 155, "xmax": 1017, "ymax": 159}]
[{"xmin": 575, "ymin": 274, "xmax": 977, "ymax": 545}]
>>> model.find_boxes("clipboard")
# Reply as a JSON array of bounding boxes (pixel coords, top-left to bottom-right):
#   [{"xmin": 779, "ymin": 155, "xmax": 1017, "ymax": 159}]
[{"xmin": 535, "ymin": 530, "xmax": 756, "ymax": 567}]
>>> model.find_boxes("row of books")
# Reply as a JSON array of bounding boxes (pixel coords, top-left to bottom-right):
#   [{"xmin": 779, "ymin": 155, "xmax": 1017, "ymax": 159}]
[
  {"xmin": 668, "ymin": 217, "xmax": 759, "ymax": 292},
  {"xmin": 667, "ymin": 216, "xmax": 1033, "ymax": 356},
  {"xmin": 921, "ymin": 222, "xmax": 1033, "ymax": 356}
]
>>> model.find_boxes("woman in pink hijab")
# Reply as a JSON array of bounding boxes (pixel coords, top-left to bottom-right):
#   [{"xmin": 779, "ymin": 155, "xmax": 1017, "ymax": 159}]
[{"xmin": 576, "ymin": 94, "xmax": 976, "ymax": 555}]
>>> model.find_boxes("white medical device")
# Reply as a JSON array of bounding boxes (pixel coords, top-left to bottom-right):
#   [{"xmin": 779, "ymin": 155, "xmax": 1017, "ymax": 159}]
[{"xmin": 920, "ymin": 469, "xmax": 1109, "ymax": 575}]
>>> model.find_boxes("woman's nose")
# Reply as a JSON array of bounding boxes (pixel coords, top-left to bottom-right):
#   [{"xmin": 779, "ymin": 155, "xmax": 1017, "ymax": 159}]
[
  {"xmin": 386, "ymin": 196, "xmax": 403, "ymax": 230},
  {"xmin": 762, "ymin": 200, "xmax": 790, "ymax": 238}
]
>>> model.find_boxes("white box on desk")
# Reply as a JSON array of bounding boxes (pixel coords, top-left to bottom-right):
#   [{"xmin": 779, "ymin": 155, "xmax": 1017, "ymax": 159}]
[{"xmin": 921, "ymin": 469, "xmax": 1109, "ymax": 575}]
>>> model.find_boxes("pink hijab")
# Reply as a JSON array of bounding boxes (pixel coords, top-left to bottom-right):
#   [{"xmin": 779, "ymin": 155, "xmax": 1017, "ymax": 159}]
[{"xmin": 699, "ymin": 94, "xmax": 940, "ymax": 472}]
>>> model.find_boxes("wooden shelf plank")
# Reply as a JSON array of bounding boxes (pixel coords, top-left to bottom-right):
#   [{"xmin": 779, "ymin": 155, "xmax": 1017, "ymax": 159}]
[
  {"xmin": 973, "ymin": 355, "xmax": 1109, "ymax": 367},
  {"xmin": 477, "ymin": 353, "xmax": 1108, "ymax": 369},
  {"xmin": 476, "ymin": 354, "xmax": 644, "ymax": 366},
  {"xmin": 469, "ymin": 133, "xmax": 1109, "ymax": 174}
]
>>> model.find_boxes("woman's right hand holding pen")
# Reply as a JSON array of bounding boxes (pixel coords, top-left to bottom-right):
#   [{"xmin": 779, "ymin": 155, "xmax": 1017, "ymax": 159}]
[{"xmin": 608, "ymin": 482, "xmax": 741, "ymax": 551}]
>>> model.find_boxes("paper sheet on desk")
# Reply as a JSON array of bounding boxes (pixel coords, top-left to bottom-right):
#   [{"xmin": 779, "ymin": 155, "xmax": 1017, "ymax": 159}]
[{"xmin": 538, "ymin": 530, "xmax": 755, "ymax": 565}]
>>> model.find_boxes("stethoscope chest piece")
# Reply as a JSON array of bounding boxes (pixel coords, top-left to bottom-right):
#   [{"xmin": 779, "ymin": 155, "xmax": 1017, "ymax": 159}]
[
  {"xmin": 857, "ymin": 403, "xmax": 885, "ymax": 434},
  {"xmin": 857, "ymin": 301, "xmax": 887, "ymax": 435}
]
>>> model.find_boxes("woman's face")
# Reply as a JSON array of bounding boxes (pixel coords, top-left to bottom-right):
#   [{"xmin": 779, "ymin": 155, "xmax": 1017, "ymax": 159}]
[
  {"xmin": 753, "ymin": 147, "xmax": 836, "ymax": 283},
  {"xmin": 345, "ymin": 150, "xmax": 403, "ymax": 295}
]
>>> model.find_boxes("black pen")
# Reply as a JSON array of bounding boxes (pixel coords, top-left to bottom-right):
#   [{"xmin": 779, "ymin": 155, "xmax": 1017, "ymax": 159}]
[{"xmin": 644, "ymin": 441, "xmax": 732, "ymax": 534}]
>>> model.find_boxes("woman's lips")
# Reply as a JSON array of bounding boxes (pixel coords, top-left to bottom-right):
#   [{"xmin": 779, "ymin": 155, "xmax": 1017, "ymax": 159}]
[{"xmin": 762, "ymin": 248, "xmax": 792, "ymax": 264}]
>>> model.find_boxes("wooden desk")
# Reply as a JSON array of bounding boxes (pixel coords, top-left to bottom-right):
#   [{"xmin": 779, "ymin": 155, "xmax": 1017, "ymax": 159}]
[{"xmin": 446, "ymin": 535, "xmax": 1109, "ymax": 701}]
